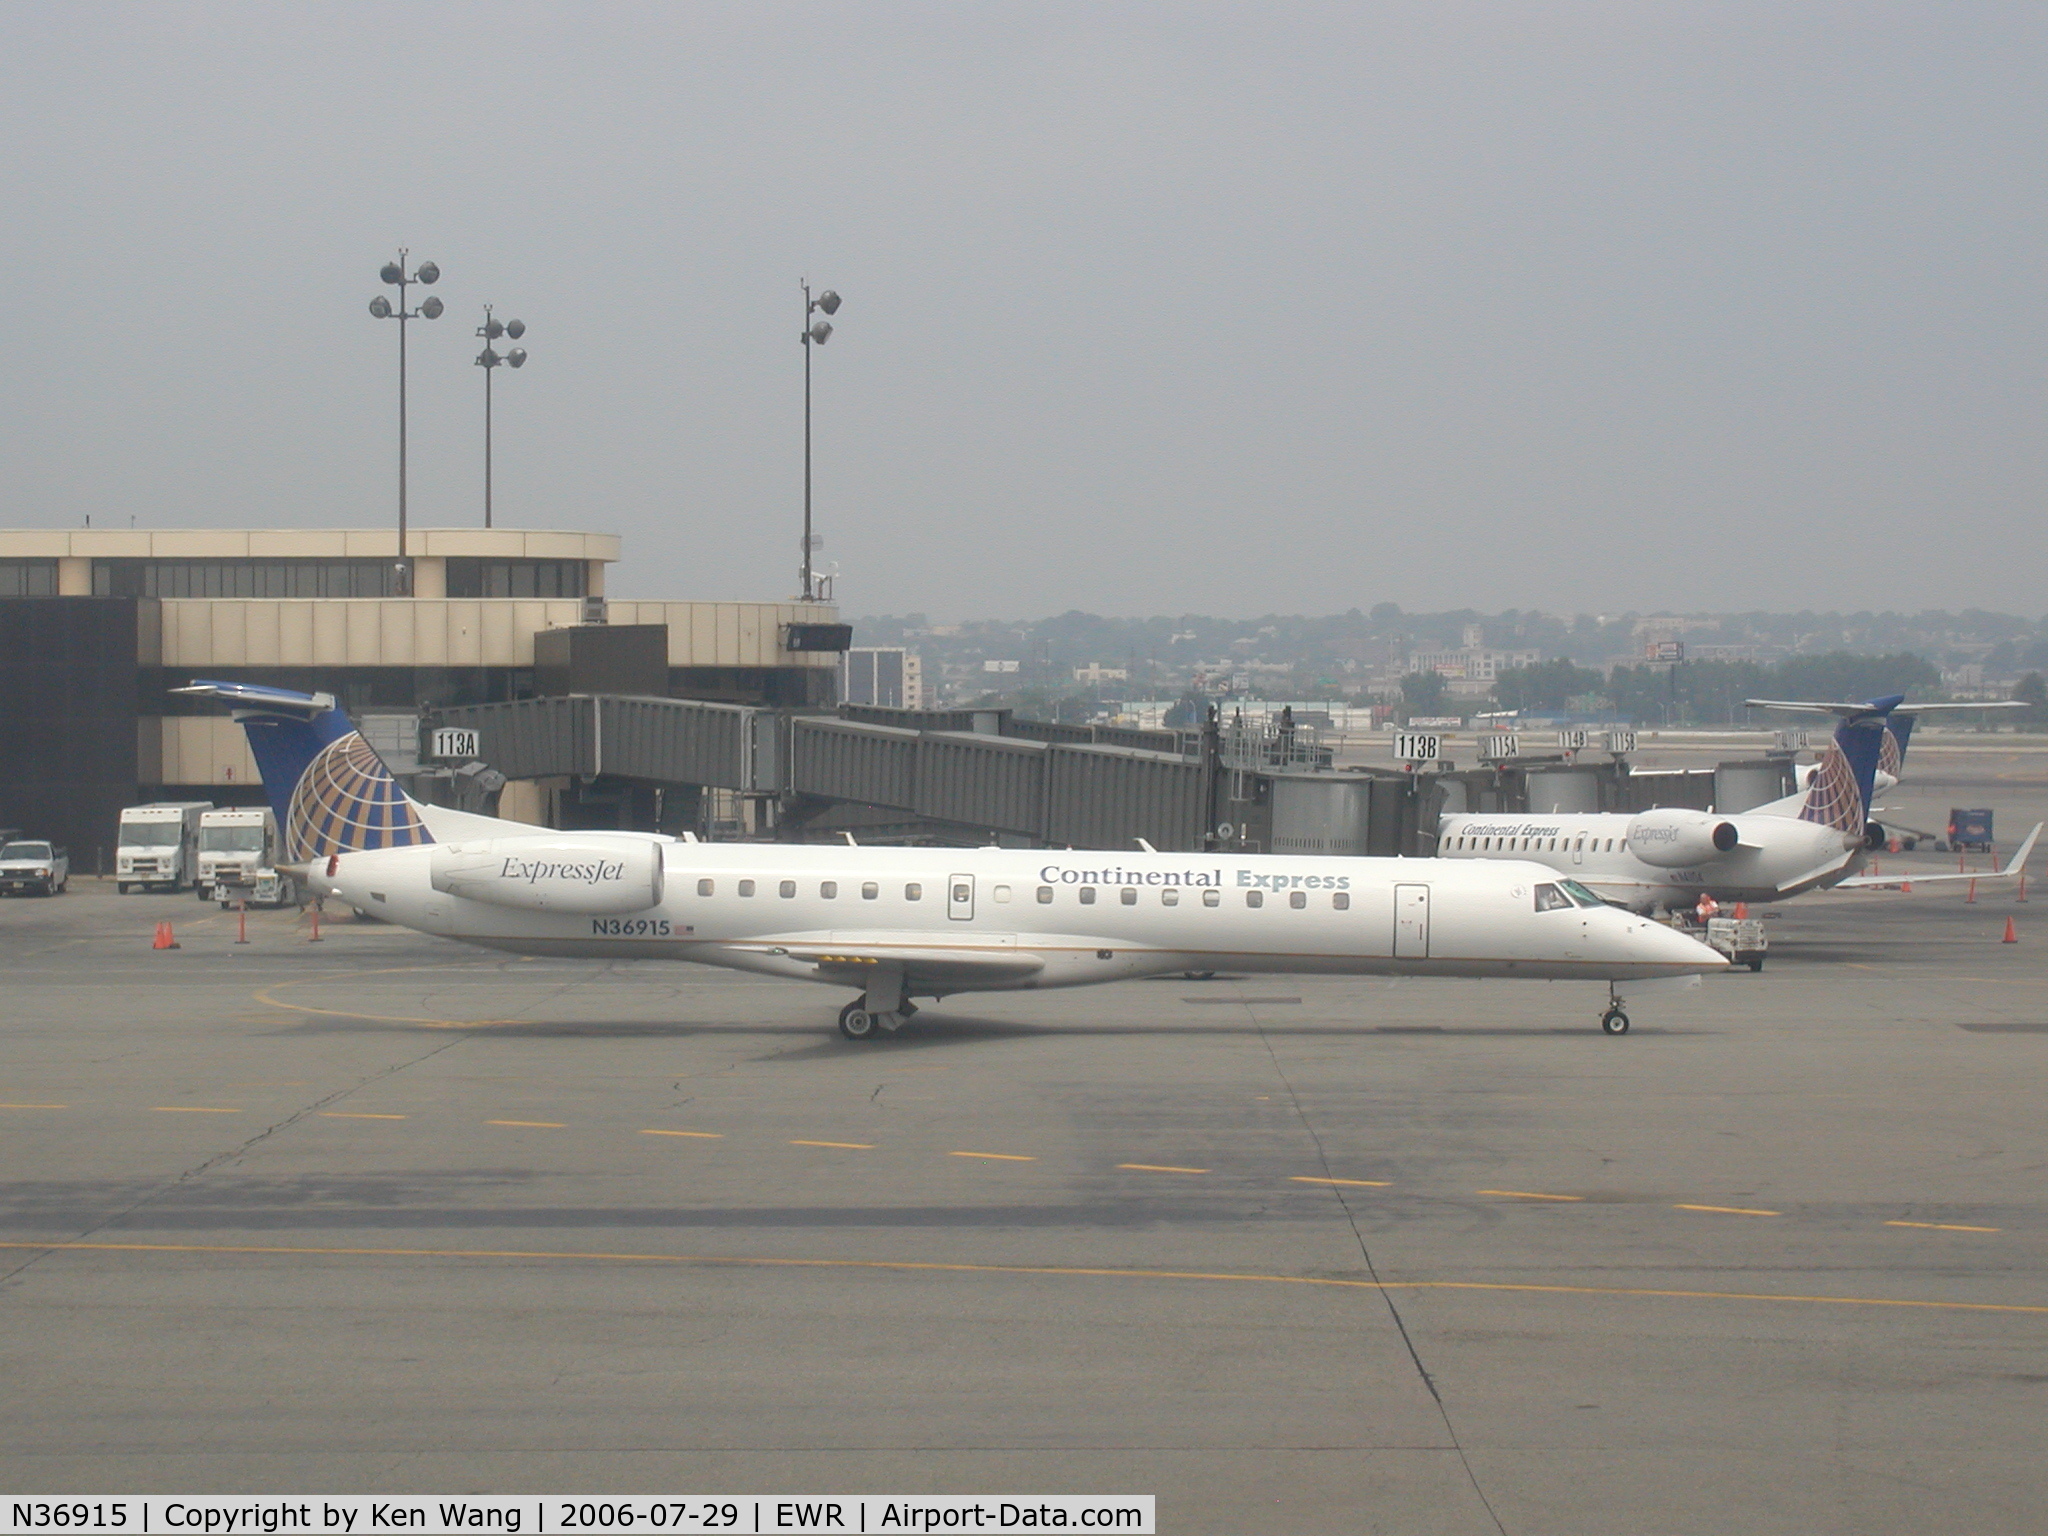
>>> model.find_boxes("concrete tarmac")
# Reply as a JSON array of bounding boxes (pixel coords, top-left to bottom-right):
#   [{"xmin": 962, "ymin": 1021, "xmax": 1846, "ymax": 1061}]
[{"xmin": 3, "ymin": 775, "xmax": 2046, "ymax": 1534}]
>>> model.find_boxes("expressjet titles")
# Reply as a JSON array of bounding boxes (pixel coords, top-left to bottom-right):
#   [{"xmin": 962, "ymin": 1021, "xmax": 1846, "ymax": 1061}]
[
  {"xmin": 498, "ymin": 856, "xmax": 629, "ymax": 885},
  {"xmin": 1038, "ymin": 864, "xmax": 1354, "ymax": 891}
]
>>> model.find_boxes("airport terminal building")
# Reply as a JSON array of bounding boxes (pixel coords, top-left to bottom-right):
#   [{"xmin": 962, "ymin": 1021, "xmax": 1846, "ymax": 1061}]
[{"xmin": 0, "ymin": 527, "xmax": 844, "ymax": 862}]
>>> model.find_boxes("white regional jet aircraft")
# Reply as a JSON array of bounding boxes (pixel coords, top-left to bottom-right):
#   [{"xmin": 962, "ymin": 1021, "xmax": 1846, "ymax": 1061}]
[
  {"xmin": 180, "ymin": 681, "xmax": 1724, "ymax": 1038},
  {"xmin": 1439, "ymin": 695, "xmax": 2040, "ymax": 912}
]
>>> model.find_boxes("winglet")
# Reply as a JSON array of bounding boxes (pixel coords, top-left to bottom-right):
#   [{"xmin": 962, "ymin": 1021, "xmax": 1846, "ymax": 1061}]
[{"xmin": 2007, "ymin": 822, "xmax": 2042, "ymax": 879}]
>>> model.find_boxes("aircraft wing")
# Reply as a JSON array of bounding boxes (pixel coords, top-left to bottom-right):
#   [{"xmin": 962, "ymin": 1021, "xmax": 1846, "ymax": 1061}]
[
  {"xmin": 733, "ymin": 939, "xmax": 1048, "ymax": 988},
  {"xmin": 1837, "ymin": 822, "xmax": 2042, "ymax": 889}
]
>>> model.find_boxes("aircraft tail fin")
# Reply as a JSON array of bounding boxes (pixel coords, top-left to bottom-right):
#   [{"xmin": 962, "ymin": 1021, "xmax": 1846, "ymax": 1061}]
[
  {"xmin": 172, "ymin": 680, "xmax": 434, "ymax": 861},
  {"xmin": 1797, "ymin": 714, "xmax": 1885, "ymax": 836},
  {"xmin": 1879, "ymin": 713, "xmax": 1916, "ymax": 779}
]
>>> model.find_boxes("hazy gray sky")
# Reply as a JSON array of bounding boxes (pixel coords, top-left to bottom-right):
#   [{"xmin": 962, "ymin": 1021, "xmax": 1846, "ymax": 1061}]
[{"xmin": 2, "ymin": 3, "xmax": 2043, "ymax": 618}]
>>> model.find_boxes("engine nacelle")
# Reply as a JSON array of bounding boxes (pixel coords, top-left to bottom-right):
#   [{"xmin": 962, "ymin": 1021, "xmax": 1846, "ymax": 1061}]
[
  {"xmin": 1625, "ymin": 809, "xmax": 1741, "ymax": 869},
  {"xmin": 1864, "ymin": 821, "xmax": 1887, "ymax": 851},
  {"xmin": 429, "ymin": 837, "xmax": 665, "ymax": 914}
]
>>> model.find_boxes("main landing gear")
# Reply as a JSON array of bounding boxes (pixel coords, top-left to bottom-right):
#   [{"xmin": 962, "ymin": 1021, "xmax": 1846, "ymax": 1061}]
[
  {"xmin": 1600, "ymin": 985, "xmax": 1630, "ymax": 1035},
  {"xmin": 838, "ymin": 997, "xmax": 918, "ymax": 1041}
]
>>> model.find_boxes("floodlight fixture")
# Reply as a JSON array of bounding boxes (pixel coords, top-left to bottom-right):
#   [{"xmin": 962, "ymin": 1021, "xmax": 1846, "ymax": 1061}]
[
  {"xmin": 809, "ymin": 320, "xmax": 833, "ymax": 345},
  {"xmin": 368, "ymin": 296, "xmax": 392, "ymax": 318},
  {"xmin": 817, "ymin": 290, "xmax": 841, "ymax": 315},
  {"xmin": 505, "ymin": 319, "xmax": 525, "ymax": 339},
  {"xmin": 507, "ymin": 348, "xmax": 527, "ymax": 368}
]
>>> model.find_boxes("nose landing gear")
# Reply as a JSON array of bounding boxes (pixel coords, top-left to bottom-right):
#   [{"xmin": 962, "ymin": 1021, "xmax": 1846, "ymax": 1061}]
[{"xmin": 1600, "ymin": 985, "xmax": 1631, "ymax": 1035}]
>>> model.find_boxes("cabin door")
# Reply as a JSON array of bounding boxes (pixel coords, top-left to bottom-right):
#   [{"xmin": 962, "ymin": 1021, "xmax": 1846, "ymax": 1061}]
[
  {"xmin": 1393, "ymin": 883, "xmax": 1430, "ymax": 959},
  {"xmin": 948, "ymin": 873, "xmax": 976, "ymax": 921}
]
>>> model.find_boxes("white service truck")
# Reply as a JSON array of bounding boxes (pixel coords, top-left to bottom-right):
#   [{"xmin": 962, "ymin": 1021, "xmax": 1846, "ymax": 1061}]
[
  {"xmin": 115, "ymin": 801, "xmax": 212, "ymax": 893},
  {"xmin": 197, "ymin": 806, "xmax": 297, "ymax": 907}
]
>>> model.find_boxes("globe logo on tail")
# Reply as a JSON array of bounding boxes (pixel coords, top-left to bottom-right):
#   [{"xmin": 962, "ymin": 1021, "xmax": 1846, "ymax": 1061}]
[{"xmin": 285, "ymin": 732, "xmax": 432, "ymax": 861}]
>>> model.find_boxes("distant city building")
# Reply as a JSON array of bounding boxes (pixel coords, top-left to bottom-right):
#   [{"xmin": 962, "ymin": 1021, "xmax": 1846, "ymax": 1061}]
[
  {"xmin": 1073, "ymin": 662, "xmax": 1129, "ymax": 685},
  {"xmin": 1407, "ymin": 643, "xmax": 1542, "ymax": 683},
  {"xmin": 841, "ymin": 647, "xmax": 924, "ymax": 709},
  {"xmin": 983, "ymin": 659, "xmax": 1020, "ymax": 673}
]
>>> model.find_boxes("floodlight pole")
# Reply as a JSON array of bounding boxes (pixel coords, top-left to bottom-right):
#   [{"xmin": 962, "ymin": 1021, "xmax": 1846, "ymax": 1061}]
[
  {"xmin": 369, "ymin": 251, "xmax": 443, "ymax": 593},
  {"xmin": 473, "ymin": 306, "xmax": 527, "ymax": 530},
  {"xmin": 799, "ymin": 282, "xmax": 841, "ymax": 602}
]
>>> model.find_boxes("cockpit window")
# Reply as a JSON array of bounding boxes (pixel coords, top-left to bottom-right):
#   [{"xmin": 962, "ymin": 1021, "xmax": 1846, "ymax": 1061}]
[
  {"xmin": 1533, "ymin": 883, "xmax": 1573, "ymax": 912},
  {"xmin": 1560, "ymin": 878, "xmax": 1603, "ymax": 908}
]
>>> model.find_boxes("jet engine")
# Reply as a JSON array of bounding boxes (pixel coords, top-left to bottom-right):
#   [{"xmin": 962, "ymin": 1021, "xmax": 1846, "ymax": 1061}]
[
  {"xmin": 1625, "ymin": 809, "xmax": 1742, "ymax": 869},
  {"xmin": 1864, "ymin": 821, "xmax": 1887, "ymax": 851},
  {"xmin": 428, "ymin": 837, "xmax": 665, "ymax": 914}
]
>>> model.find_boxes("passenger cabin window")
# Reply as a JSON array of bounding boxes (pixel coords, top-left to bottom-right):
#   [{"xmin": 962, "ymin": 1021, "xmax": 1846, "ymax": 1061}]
[
  {"xmin": 862, "ymin": 882, "xmax": 878, "ymax": 900},
  {"xmin": 1245, "ymin": 890, "xmax": 1264, "ymax": 908},
  {"xmin": 1120, "ymin": 888, "xmax": 1137, "ymax": 905},
  {"xmin": 1079, "ymin": 887, "xmax": 1097, "ymax": 905},
  {"xmin": 780, "ymin": 880, "xmax": 797, "ymax": 898},
  {"xmin": 952, "ymin": 883, "xmax": 971, "ymax": 904},
  {"xmin": 738, "ymin": 879, "xmax": 755, "ymax": 897},
  {"xmin": 1036, "ymin": 886, "xmax": 1054, "ymax": 903},
  {"xmin": 697, "ymin": 879, "xmax": 714, "ymax": 896},
  {"xmin": 1160, "ymin": 888, "xmax": 1179, "ymax": 906},
  {"xmin": 1202, "ymin": 889, "xmax": 1220, "ymax": 907},
  {"xmin": 820, "ymin": 881, "xmax": 837, "ymax": 898},
  {"xmin": 1533, "ymin": 883, "xmax": 1573, "ymax": 913},
  {"xmin": 1289, "ymin": 890, "xmax": 1307, "ymax": 909},
  {"xmin": 905, "ymin": 883, "xmax": 922, "ymax": 900},
  {"xmin": 993, "ymin": 885, "xmax": 1011, "ymax": 903},
  {"xmin": 1332, "ymin": 892, "xmax": 1350, "ymax": 910}
]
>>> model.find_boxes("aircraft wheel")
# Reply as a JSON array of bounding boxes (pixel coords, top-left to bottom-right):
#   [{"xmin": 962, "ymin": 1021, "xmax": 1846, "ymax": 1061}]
[
  {"xmin": 838, "ymin": 1000, "xmax": 876, "ymax": 1040},
  {"xmin": 1183, "ymin": 970, "xmax": 1217, "ymax": 981},
  {"xmin": 1600, "ymin": 1007, "xmax": 1631, "ymax": 1036},
  {"xmin": 1747, "ymin": 958, "xmax": 1764, "ymax": 973}
]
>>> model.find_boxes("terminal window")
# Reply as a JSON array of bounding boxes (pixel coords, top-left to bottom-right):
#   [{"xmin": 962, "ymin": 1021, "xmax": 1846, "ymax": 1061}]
[
  {"xmin": 93, "ymin": 559, "xmax": 401, "ymax": 598},
  {"xmin": 443, "ymin": 559, "xmax": 588, "ymax": 599},
  {"xmin": 0, "ymin": 561, "xmax": 57, "ymax": 596}
]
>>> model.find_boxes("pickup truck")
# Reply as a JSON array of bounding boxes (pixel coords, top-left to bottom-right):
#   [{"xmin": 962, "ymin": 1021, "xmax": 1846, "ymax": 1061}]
[{"xmin": 0, "ymin": 840, "xmax": 70, "ymax": 896}]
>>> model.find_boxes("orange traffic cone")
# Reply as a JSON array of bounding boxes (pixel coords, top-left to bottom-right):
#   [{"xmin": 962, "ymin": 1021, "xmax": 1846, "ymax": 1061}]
[
  {"xmin": 2002, "ymin": 917, "xmax": 2017, "ymax": 944},
  {"xmin": 1900, "ymin": 881, "xmax": 1913, "ymax": 893},
  {"xmin": 152, "ymin": 921, "xmax": 179, "ymax": 951}
]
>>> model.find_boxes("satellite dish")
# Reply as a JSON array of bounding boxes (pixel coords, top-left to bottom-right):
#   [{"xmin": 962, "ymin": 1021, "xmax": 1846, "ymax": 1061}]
[
  {"xmin": 505, "ymin": 319, "xmax": 525, "ymax": 339},
  {"xmin": 817, "ymin": 290, "xmax": 841, "ymax": 315},
  {"xmin": 507, "ymin": 348, "xmax": 527, "ymax": 368},
  {"xmin": 808, "ymin": 320, "xmax": 833, "ymax": 344},
  {"xmin": 416, "ymin": 261, "xmax": 440, "ymax": 284},
  {"xmin": 380, "ymin": 263, "xmax": 403, "ymax": 285},
  {"xmin": 368, "ymin": 297, "xmax": 393, "ymax": 318},
  {"xmin": 420, "ymin": 295, "xmax": 444, "ymax": 319}
]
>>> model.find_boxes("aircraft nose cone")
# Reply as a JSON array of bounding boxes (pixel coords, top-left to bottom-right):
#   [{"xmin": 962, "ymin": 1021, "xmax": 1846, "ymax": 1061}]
[{"xmin": 1642, "ymin": 918, "xmax": 1728, "ymax": 971}]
